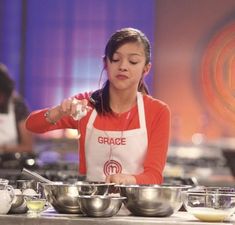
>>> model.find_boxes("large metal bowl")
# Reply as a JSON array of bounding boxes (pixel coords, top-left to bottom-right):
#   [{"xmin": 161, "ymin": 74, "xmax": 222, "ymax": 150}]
[
  {"xmin": 78, "ymin": 195, "xmax": 126, "ymax": 217},
  {"xmin": 43, "ymin": 182, "xmax": 114, "ymax": 214},
  {"xmin": 117, "ymin": 184, "xmax": 189, "ymax": 217}
]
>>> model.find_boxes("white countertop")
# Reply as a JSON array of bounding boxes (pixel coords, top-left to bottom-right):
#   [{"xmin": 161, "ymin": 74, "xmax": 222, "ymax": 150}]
[{"xmin": 0, "ymin": 207, "xmax": 235, "ymax": 225}]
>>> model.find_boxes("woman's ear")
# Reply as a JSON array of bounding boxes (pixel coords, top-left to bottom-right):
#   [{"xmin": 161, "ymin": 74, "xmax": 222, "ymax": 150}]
[{"xmin": 143, "ymin": 63, "xmax": 151, "ymax": 76}]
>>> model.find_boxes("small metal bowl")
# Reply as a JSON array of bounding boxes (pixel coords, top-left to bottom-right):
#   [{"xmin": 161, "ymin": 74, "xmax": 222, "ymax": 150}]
[
  {"xmin": 75, "ymin": 181, "xmax": 115, "ymax": 195},
  {"xmin": 78, "ymin": 195, "xmax": 126, "ymax": 217},
  {"xmin": 43, "ymin": 182, "xmax": 115, "ymax": 214},
  {"xmin": 9, "ymin": 194, "xmax": 28, "ymax": 214},
  {"xmin": 16, "ymin": 180, "xmax": 38, "ymax": 191},
  {"xmin": 117, "ymin": 184, "xmax": 189, "ymax": 217}
]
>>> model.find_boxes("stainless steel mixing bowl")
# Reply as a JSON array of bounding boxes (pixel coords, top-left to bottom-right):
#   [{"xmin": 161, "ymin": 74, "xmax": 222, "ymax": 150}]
[
  {"xmin": 78, "ymin": 195, "xmax": 126, "ymax": 217},
  {"xmin": 117, "ymin": 184, "xmax": 189, "ymax": 217},
  {"xmin": 16, "ymin": 180, "xmax": 38, "ymax": 192},
  {"xmin": 43, "ymin": 182, "xmax": 114, "ymax": 214},
  {"xmin": 9, "ymin": 179, "xmax": 38, "ymax": 214},
  {"xmin": 9, "ymin": 194, "xmax": 28, "ymax": 214}
]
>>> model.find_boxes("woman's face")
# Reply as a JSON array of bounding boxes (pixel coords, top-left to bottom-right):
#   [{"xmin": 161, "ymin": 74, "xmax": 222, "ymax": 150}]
[{"xmin": 105, "ymin": 42, "xmax": 151, "ymax": 92}]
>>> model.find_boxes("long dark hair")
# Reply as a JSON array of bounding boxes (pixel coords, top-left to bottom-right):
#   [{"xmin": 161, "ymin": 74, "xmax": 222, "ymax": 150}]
[
  {"xmin": 90, "ymin": 28, "xmax": 151, "ymax": 115},
  {"xmin": 0, "ymin": 64, "xmax": 15, "ymax": 111}
]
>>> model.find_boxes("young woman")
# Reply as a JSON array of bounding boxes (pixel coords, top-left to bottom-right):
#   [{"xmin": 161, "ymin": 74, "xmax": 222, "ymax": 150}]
[
  {"xmin": 26, "ymin": 28, "xmax": 170, "ymax": 184},
  {"xmin": 0, "ymin": 63, "xmax": 33, "ymax": 153}
]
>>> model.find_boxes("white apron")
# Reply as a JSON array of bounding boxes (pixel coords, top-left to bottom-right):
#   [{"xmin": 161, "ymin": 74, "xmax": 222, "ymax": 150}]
[
  {"xmin": 0, "ymin": 101, "xmax": 18, "ymax": 146},
  {"xmin": 85, "ymin": 92, "xmax": 148, "ymax": 181}
]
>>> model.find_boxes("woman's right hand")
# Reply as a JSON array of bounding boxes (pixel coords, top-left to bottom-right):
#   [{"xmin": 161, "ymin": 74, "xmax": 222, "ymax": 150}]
[
  {"xmin": 45, "ymin": 97, "xmax": 91, "ymax": 124},
  {"xmin": 59, "ymin": 97, "xmax": 91, "ymax": 119}
]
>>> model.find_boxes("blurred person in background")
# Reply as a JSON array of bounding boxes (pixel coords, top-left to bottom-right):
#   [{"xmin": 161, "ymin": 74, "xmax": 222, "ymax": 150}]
[
  {"xmin": 26, "ymin": 28, "xmax": 170, "ymax": 184},
  {"xmin": 0, "ymin": 63, "xmax": 33, "ymax": 153}
]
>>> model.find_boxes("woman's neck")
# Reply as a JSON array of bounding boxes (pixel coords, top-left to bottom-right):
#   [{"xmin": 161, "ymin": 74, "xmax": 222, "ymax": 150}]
[{"xmin": 109, "ymin": 89, "xmax": 137, "ymax": 114}]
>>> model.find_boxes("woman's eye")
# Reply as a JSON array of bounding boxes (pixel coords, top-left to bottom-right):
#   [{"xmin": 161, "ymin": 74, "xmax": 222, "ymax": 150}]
[
  {"xmin": 112, "ymin": 59, "xmax": 119, "ymax": 62},
  {"xmin": 130, "ymin": 61, "xmax": 138, "ymax": 65}
]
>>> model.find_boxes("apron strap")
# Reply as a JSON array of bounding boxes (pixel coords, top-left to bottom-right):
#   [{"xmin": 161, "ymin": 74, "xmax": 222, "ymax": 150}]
[{"xmin": 137, "ymin": 92, "xmax": 146, "ymax": 129}]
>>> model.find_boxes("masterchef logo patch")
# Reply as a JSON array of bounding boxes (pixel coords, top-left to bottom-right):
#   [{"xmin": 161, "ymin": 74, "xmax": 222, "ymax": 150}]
[
  {"xmin": 97, "ymin": 136, "xmax": 126, "ymax": 145},
  {"xmin": 103, "ymin": 160, "xmax": 122, "ymax": 176},
  {"xmin": 201, "ymin": 22, "xmax": 235, "ymax": 124}
]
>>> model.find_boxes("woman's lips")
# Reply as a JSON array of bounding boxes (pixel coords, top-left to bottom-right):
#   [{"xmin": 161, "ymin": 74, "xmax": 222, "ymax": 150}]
[{"xmin": 116, "ymin": 74, "xmax": 128, "ymax": 80}]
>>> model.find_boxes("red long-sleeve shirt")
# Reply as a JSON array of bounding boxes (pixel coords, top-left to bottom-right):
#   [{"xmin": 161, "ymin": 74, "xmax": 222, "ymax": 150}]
[{"xmin": 26, "ymin": 93, "xmax": 170, "ymax": 184}]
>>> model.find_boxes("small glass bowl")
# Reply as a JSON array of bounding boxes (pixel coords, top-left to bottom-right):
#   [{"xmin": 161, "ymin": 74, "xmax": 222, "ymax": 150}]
[
  {"xmin": 183, "ymin": 188, "xmax": 235, "ymax": 222},
  {"xmin": 24, "ymin": 194, "xmax": 47, "ymax": 217}
]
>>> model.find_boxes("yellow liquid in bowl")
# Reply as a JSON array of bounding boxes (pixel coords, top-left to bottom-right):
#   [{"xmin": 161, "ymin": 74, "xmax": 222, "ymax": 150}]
[
  {"xmin": 191, "ymin": 208, "xmax": 229, "ymax": 222},
  {"xmin": 26, "ymin": 199, "xmax": 46, "ymax": 212}
]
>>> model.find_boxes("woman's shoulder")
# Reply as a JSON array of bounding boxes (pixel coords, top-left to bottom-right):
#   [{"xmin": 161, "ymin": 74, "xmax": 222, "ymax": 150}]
[
  {"xmin": 12, "ymin": 94, "xmax": 30, "ymax": 121},
  {"xmin": 143, "ymin": 94, "xmax": 170, "ymax": 124},
  {"xmin": 12, "ymin": 95, "xmax": 29, "ymax": 108},
  {"xmin": 143, "ymin": 94, "xmax": 169, "ymax": 110}
]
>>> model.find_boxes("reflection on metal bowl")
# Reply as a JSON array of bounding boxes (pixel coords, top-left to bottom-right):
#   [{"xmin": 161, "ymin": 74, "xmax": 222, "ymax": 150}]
[
  {"xmin": 75, "ymin": 181, "xmax": 115, "ymax": 195},
  {"xmin": 43, "ymin": 182, "xmax": 114, "ymax": 214},
  {"xmin": 117, "ymin": 184, "xmax": 189, "ymax": 217},
  {"xmin": 16, "ymin": 180, "xmax": 38, "ymax": 192},
  {"xmin": 9, "ymin": 194, "xmax": 28, "ymax": 214},
  {"xmin": 78, "ymin": 195, "xmax": 126, "ymax": 217}
]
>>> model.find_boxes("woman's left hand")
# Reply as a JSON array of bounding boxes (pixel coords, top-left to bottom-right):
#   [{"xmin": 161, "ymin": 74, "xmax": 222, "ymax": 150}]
[{"xmin": 105, "ymin": 173, "xmax": 136, "ymax": 184}]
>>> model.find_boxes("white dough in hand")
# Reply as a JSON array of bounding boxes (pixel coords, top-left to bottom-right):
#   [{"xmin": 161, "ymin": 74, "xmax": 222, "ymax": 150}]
[{"xmin": 72, "ymin": 104, "xmax": 87, "ymax": 120}]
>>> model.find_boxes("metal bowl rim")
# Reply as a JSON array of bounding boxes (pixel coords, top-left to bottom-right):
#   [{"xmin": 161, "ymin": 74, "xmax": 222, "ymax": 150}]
[
  {"xmin": 44, "ymin": 182, "xmax": 115, "ymax": 187},
  {"xmin": 115, "ymin": 184, "xmax": 191, "ymax": 189},
  {"xmin": 185, "ymin": 191, "xmax": 235, "ymax": 197},
  {"xmin": 193, "ymin": 186, "xmax": 235, "ymax": 189},
  {"xmin": 78, "ymin": 195, "xmax": 126, "ymax": 200}
]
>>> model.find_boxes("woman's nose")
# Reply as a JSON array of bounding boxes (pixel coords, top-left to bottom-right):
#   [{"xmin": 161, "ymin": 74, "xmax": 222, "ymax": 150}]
[{"xmin": 119, "ymin": 60, "xmax": 128, "ymax": 71}]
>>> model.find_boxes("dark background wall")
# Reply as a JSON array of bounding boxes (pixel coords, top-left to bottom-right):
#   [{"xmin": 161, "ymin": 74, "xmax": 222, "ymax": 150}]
[
  {"xmin": 0, "ymin": 0, "xmax": 155, "ymax": 108},
  {"xmin": 1, "ymin": 0, "xmax": 235, "ymax": 143}
]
